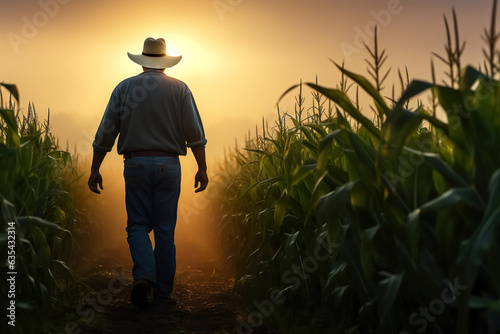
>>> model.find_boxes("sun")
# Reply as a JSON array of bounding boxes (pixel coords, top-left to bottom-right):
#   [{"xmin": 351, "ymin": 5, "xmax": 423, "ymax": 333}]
[{"xmin": 166, "ymin": 45, "xmax": 181, "ymax": 57}]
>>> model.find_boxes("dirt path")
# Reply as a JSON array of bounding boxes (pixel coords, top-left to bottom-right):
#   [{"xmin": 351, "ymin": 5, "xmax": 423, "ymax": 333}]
[{"xmin": 71, "ymin": 243, "xmax": 241, "ymax": 334}]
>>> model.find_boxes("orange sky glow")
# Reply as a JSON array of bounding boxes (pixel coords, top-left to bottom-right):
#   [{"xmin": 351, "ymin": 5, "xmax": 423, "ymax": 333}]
[{"xmin": 0, "ymin": 0, "xmax": 496, "ymax": 258}]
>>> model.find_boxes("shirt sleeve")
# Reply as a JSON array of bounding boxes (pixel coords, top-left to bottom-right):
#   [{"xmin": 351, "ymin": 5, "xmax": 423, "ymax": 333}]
[
  {"xmin": 181, "ymin": 90, "xmax": 207, "ymax": 151},
  {"xmin": 92, "ymin": 87, "xmax": 122, "ymax": 154}
]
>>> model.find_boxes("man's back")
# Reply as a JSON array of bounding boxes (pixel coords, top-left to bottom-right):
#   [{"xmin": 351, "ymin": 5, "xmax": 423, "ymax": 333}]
[{"xmin": 93, "ymin": 70, "xmax": 206, "ymax": 156}]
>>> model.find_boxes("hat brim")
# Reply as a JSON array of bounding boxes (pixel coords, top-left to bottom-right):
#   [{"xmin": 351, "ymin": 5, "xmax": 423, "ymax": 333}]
[{"xmin": 127, "ymin": 52, "xmax": 182, "ymax": 69}]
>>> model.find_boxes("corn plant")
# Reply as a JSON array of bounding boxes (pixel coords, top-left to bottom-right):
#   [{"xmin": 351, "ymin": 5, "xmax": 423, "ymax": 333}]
[
  {"xmin": 213, "ymin": 1, "xmax": 500, "ymax": 333},
  {"xmin": 0, "ymin": 83, "xmax": 78, "ymax": 334}
]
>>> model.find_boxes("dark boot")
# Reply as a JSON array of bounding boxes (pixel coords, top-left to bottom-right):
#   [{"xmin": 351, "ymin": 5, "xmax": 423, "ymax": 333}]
[{"xmin": 130, "ymin": 279, "xmax": 151, "ymax": 309}]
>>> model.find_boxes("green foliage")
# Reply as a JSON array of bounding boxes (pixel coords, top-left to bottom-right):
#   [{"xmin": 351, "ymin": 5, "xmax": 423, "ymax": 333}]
[
  {"xmin": 0, "ymin": 83, "xmax": 79, "ymax": 334},
  {"xmin": 213, "ymin": 3, "xmax": 500, "ymax": 333}
]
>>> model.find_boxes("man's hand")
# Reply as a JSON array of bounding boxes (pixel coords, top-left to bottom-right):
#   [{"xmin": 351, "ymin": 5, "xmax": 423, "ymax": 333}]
[
  {"xmin": 88, "ymin": 171, "xmax": 104, "ymax": 194},
  {"xmin": 88, "ymin": 151, "xmax": 106, "ymax": 194},
  {"xmin": 192, "ymin": 148, "xmax": 208, "ymax": 193},
  {"xmin": 194, "ymin": 169, "xmax": 208, "ymax": 193}
]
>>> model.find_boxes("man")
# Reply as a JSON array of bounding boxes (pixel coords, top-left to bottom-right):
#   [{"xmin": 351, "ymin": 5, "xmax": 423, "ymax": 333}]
[{"xmin": 88, "ymin": 37, "xmax": 208, "ymax": 309}]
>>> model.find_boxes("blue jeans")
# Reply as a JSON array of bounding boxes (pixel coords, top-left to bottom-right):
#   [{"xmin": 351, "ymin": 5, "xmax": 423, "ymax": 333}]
[{"xmin": 123, "ymin": 156, "xmax": 181, "ymax": 297}]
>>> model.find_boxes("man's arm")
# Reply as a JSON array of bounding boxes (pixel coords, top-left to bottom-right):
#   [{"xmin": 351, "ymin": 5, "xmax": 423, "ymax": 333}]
[
  {"xmin": 88, "ymin": 151, "xmax": 106, "ymax": 194},
  {"xmin": 193, "ymin": 148, "xmax": 208, "ymax": 193}
]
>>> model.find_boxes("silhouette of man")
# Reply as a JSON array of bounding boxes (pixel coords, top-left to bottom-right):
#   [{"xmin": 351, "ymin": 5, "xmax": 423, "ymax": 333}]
[{"xmin": 88, "ymin": 37, "xmax": 208, "ymax": 309}]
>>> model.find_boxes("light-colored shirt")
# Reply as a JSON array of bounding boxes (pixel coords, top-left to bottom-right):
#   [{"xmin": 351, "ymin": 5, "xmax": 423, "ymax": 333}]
[{"xmin": 93, "ymin": 71, "xmax": 207, "ymax": 156}]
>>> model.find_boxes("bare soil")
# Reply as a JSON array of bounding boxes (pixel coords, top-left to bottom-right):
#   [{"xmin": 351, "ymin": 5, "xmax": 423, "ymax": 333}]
[{"xmin": 67, "ymin": 242, "xmax": 241, "ymax": 334}]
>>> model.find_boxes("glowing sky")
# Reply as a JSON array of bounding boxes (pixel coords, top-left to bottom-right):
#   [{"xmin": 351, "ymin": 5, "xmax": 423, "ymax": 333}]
[{"xmin": 0, "ymin": 0, "xmax": 495, "ymax": 165}]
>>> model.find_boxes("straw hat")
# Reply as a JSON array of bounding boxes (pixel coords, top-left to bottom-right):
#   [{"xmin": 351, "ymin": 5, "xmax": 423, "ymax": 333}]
[{"xmin": 127, "ymin": 37, "xmax": 182, "ymax": 69}]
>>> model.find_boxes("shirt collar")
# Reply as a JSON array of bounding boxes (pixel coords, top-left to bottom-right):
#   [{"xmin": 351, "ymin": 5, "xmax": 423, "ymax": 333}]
[{"xmin": 143, "ymin": 68, "xmax": 165, "ymax": 73}]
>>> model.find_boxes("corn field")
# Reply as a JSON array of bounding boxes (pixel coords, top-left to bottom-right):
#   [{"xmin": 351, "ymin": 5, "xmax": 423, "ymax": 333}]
[
  {"xmin": 3, "ymin": 2, "xmax": 500, "ymax": 334},
  {"xmin": 213, "ymin": 2, "xmax": 500, "ymax": 333},
  {"xmin": 0, "ymin": 83, "xmax": 101, "ymax": 334}
]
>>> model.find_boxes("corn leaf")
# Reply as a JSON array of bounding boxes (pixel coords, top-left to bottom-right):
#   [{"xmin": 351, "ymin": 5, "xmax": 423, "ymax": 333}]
[
  {"xmin": 460, "ymin": 66, "xmax": 485, "ymax": 92},
  {"xmin": 307, "ymin": 83, "xmax": 381, "ymax": 138},
  {"xmin": 419, "ymin": 187, "xmax": 485, "ymax": 212},
  {"xmin": 0, "ymin": 108, "xmax": 20, "ymax": 146},
  {"xmin": 0, "ymin": 83, "xmax": 19, "ymax": 103},
  {"xmin": 378, "ymin": 271, "xmax": 404, "ymax": 326},
  {"xmin": 332, "ymin": 61, "xmax": 390, "ymax": 117},
  {"xmin": 458, "ymin": 170, "xmax": 500, "ymax": 280},
  {"xmin": 404, "ymin": 148, "xmax": 469, "ymax": 188},
  {"xmin": 382, "ymin": 106, "xmax": 423, "ymax": 161}
]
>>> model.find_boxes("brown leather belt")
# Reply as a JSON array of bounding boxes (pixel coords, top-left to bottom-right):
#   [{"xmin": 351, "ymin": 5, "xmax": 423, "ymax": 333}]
[{"xmin": 123, "ymin": 150, "xmax": 178, "ymax": 158}]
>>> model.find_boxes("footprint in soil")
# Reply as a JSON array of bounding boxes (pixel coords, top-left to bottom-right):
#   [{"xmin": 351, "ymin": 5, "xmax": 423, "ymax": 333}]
[{"xmin": 73, "ymin": 249, "xmax": 242, "ymax": 334}]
